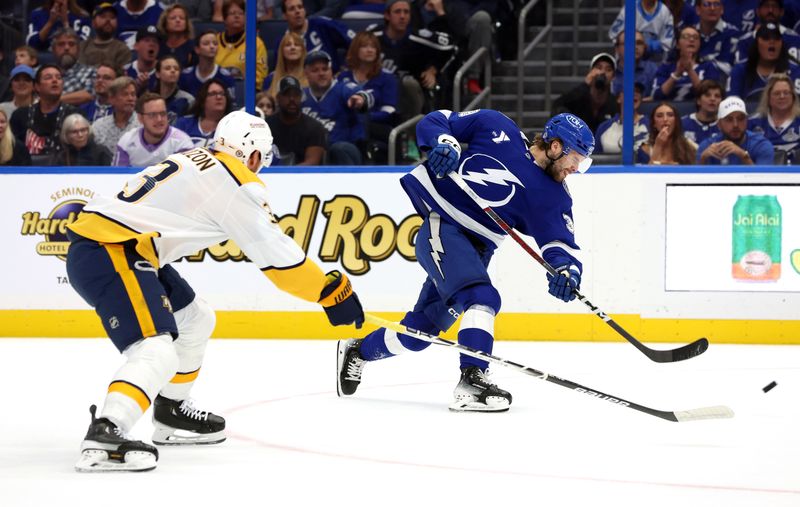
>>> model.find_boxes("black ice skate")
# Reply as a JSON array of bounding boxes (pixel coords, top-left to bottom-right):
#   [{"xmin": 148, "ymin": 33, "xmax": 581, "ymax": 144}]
[
  {"xmin": 450, "ymin": 366, "xmax": 512, "ymax": 412},
  {"xmin": 152, "ymin": 395, "xmax": 226, "ymax": 445},
  {"xmin": 75, "ymin": 405, "xmax": 158, "ymax": 472},
  {"xmin": 337, "ymin": 338, "xmax": 365, "ymax": 396}
]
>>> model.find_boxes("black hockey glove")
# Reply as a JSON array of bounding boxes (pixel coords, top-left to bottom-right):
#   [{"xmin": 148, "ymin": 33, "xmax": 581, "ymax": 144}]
[{"xmin": 319, "ymin": 270, "xmax": 364, "ymax": 328}]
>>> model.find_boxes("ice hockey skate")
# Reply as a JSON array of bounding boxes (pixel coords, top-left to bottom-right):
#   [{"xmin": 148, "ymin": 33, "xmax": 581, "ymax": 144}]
[
  {"xmin": 152, "ymin": 395, "xmax": 226, "ymax": 445},
  {"xmin": 450, "ymin": 366, "xmax": 512, "ymax": 412},
  {"xmin": 75, "ymin": 405, "xmax": 158, "ymax": 472},
  {"xmin": 337, "ymin": 338, "xmax": 365, "ymax": 396}
]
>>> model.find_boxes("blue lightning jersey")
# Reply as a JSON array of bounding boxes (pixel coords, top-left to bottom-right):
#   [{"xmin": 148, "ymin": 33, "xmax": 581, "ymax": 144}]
[
  {"xmin": 281, "ymin": 17, "xmax": 354, "ymax": 72},
  {"xmin": 682, "ymin": 113, "xmax": 720, "ymax": 145},
  {"xmin": 113, "ymin": 0, "xmax": 164, "ymax": 48},
  {"xmin": 748, "ymin": 113, "xmax": 800, "ymax": 162},
  {"xmin": 402, "ymin": 109, "xmax": 582, "ymax": 273},
  {"xmin": 722, "ymin": 0, "xmax": 759, "ymax": 33}
]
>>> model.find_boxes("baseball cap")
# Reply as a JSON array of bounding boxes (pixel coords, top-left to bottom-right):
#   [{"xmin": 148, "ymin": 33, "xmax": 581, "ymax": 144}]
[
  {"xmin": 590, "ymin": 52, "xmax": 616, "ymax": 71},
  {"xmin": 385, "ymin": 0, "xmax": 411, "ymax": 10},
  {"xmin": 278, "ymin": 75, "xmax": 302, "ymax": 94},
  {"xmin": 10, "ymin": 64, "xmax": 35, "ymax": 80},
  {"xmin": 136, "ymin": 25, "xmax": 160, "ymax": 43},
  {"xmin": 756, "ymin": 22, "xmax": 782, "ymax": 39},
  {"xmin": 304, "ymin": 50, "xmax": 332, "ymax": 67},
  {"xmin": 92, "ymin": 2, "xmax": 117, "ymax": 17},
  {"xmin": 718, "ymin": 96, "xmax": 747, "ymax": 118}
]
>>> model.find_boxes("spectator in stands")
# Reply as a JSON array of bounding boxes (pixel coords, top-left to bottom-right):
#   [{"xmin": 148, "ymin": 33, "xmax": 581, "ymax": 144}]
[
  {"xmin": 153, "ymin": 55, "xmax": 195, "ymax": 124},
  {"xmin": 126, "ymin": 26, "xmax": 162, "ymax": 93},
  {"xmin": 682, "ymin": 78, "xmax": 722, "ymax": 144},
  {"xmin": 638, "ymin": 101, "xmax": 697, "ymax": 164},
  {"xmin": 724, "ymin": 0, "xmax": 760, "ymax": 32},
  {"xmin": 175, "ymin": 79, "xmax": 234, "ymax": 147},
  {"xmin": 664, "ymin": 0, "xmax": 698, "ymax": 29},
  {"xmin": 339, "ymin": 31, "xmax": 399, "ymax": 163},
  {"xmin": 373, "ymin": 0, "xmax": 455, "ymax": 119},
  {"xmin": 609, "ymin": 0, "xmax": 675, "ymax": 61},
  {"xmin": 653, "ymin": 25, "xmax": 724, "ymax": 102},
  {"xmin": 693, "ymin": 0, "xmax": 740, "ymax": 74},
  {"xmin": 216, "ymin": 0, "xmax": 269, "ymax": 84},
  {"xmin": 698, "ymin": 96, "xmax": 774, "ymax": 164},
  {"xmin": 749, "ymin": 73, "xmax": 800, "ymax": 162},
  {"xmin": 0, "ymin": 65, "xmax": 36, "ymax": 118},
  {"xmin": 14, "ymin": 46, "xmax": 39, "ymax": 69},
  {"xmin": 92, "ymin": 76, "xmax": 140, "ymax": 154},
  {"xmin": 432, "ymin": 0, "xmax": 494, "ymax": 95},
  {"xmin": 0, "ymin": 109, "xmax": 31, "ymax": 166},
  {"xmin": 114, "ymin": 0, "xmax": 164, "ymax": 49},
  {"xmin": 734, "ymin": 0, "xmax": 800, "ymax": 63},
  {"xmin": 81, "ymin": 64, "xmax": 118, "ymax": 122},
  {"xmin": 267, "ymin": 76, "xmax": 327, "ymax": 165},
  {"xmin": 10, "ymin": 64, "xmax": 84, "ymax": 164},
  {"xmin": 79, "ymin": 3, "xmax": 132, "ymax": 71},
  {"xmin": 114, "ymin": 93, "xmax": 194, "ymax": 166},
  {"xmin": 54, "ymin": 113, "xmax": 112, "ymax": 165},
  {"xmin": 26, "ymin": 0, "xmax": 91, "ymax": 51},
  {"xmin": 212, "ymin": 0, "xmax": 278, "ymax": 21},
  {"xmin": 157, "ymin": 4, "xmax": 197, "ymax": 68},
  {"xmin": 180, "ymin": 30, "xmax": 237, "ymax": 102},
  {"xmin": 281, "ymin": 0, "xmax": 353, "ymax": 73},
  {"xmin": 595, "ymin": 82, "xmax": 650, "ymax": 155},
  {"xmin": 729, "ymin": 23, "xmax": 800, "ymax": 101},
  {"xmin": 263, "ymin": 32, "xmax": 308, "ymax": 98},
  {"xmin": 553, "ymin": 53, "xmax": 618, "ymax": 133},
  {"xmin": 52, "ymin": 28, "xmax": 96, "ymax": 106},
  {"xmin": 302, "ymin": 50, "xmax": 372, "ymax": 165},
  {"xmin": 256, "ymin": 91, "xmax": 276, "ymax": 116},
  {"xmin": 612, "ymin": 30, "xmax": 659, "ymax": 97}
]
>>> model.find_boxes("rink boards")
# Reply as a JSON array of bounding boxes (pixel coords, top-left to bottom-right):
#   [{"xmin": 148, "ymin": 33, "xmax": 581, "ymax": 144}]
[{"xmin": 2, "ymin": 166, "xmax": 799, "ymax": 343}]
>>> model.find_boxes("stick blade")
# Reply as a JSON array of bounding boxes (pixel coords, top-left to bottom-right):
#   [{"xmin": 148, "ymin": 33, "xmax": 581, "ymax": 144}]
[
  {"xmin": 650, "ymin": 337, "xmax": 709, "ymax": 363},
  {"xmin": 674, "ymin": 405, "xmax": 735, "ymax": 422}
]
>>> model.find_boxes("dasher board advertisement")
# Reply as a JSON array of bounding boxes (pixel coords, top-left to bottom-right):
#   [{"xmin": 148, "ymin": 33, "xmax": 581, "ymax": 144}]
[{"xmin": 665, "ymin": 184, "xmax": 800, "ymax": 292}]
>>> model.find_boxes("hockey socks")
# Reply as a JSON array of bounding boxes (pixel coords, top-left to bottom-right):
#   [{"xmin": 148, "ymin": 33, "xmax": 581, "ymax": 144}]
[{"xmin": 457, "ymin": 306, "xmax": 495, "ymax": 370}]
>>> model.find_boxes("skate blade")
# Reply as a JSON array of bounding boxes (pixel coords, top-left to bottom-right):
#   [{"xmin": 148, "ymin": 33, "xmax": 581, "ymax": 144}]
[
  {"xmin": 152, "ymin": 424, "xmax": 226, "ymax": 446},
  {"xmin": 75, "ymin": 449, "xmax": 157, "ymax": 473},
  {"xmin": 449, "ymin": 396, "xmax": 510, "ymax": 413},
  {"xmin": 336, "ymin": 340, "xmax": 348, "ymax": 397}
]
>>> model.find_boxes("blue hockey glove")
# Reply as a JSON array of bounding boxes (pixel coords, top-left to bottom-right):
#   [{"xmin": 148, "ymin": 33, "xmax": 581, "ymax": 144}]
[
  {"xmin": 319, "ymin": 270, "xmax": 364, "ymax": 328},
  {"xmin": 546, "ymin": 266, "xmax": 581, "ymax": 302},
  {"xmin": 427, "ymin": 134, "xmax": 461, "ymax": 178}
]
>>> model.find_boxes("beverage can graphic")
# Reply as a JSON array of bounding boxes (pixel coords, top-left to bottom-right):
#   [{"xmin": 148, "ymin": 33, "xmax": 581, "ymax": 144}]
[{"xmin": 732, "ymin": 195, "xmax": 782, "ymax": 281}]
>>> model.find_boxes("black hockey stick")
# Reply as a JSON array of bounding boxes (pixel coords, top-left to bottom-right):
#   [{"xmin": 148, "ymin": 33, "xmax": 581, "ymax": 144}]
[
  {"xmin": 448, "ymin": 171, "xmax": 708, "ymax": 363},
  {"xmin": 365, "ymin": 313, "xmax": 733, "ymax": 422}
]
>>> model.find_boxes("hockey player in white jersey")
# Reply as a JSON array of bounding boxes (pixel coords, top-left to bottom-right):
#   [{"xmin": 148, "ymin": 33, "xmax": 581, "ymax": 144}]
[{"xmin": 66, "ymin": 110, "xmax": 364, "ymax": 472}]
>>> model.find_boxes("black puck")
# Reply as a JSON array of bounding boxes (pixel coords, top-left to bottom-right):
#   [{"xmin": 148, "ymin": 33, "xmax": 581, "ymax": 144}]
[{"xmin": 762, "ymin": 381, "xmax": 777, "ymax": 393}]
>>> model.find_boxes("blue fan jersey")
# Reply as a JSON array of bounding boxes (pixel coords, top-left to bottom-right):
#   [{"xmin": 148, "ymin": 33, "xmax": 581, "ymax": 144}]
[
  {"xmin": 301, "ymin": 80, "xmax": 370, "ymax": 144},
  {"xmin": 401, "ymin": 109, "xmax": 582, "ymax": 273},
  {"xmin": 174, "ymin": 116, "xmax": 215, "ymax": 147},
  {"xmin": 682, "ymin": 113, "xmax": 720, "ymax": 145},
  {"xmin": 728, "ymin": 61, "xmax": 800, "ymax": 100},
  {"xmin": 285, "ymin": 17, "xmax": 354, "ymax": 72},
  {"xmin": 178, "ymin": 66, "xmax": 237, "ymax": 107},
  {"xmin": 114, "ymin": 0, "xmax": 164, "ymax": 48},
  {"xmin": 338, "ymin": 69, "xmax": 398, "ymax": 124},
  {"xmin": 748, "ymin": 114, "xmax": 800, "ymax": 162}
]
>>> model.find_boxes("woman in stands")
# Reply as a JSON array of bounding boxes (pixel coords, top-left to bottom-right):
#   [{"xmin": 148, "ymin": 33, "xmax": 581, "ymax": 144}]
[
  {"xmin": 53, "ymin": 113, "xmax": 112, "ymax": 166},
  {"xmin": 0, "ymin": 109, "xmax": 31, "ymax": 166},
  {"xmin": 175, "ymin": 79, "xmax": 234, "ymax": 147},
  {"xmin": 26, "ymin": 0, "xmax": 90, "ymax": 50},
  {"xmin": 153, "ymin": 55, "xmax": 195, "ymax": 124},
  {"xmin": 637, "ymin": 101, "xmax": 697, "ymax": 165},
  {"xmin": 263, "ymin": 32, "xmax": 308, "ymax": 98},
  {"xmin": 158, "ymin": 4, "xmax": 197, "ymax": 69},
  {"xmin": 652, "ymin": 25, "xmax": 723, "ymax": 102},
  {"xmin": 729, "ymin": 23, "xmax": 800, "ymax": 101},
  {"xmin": 216, "ymin": 0, "xmax": 268, "ymax": 84},
  {"xmin": 749, "ymin": 73, "xmax": 800, "ymax": 163},
  {"xmin": 256, "ymin": 91, "xmax": 276, "ymax": 117}
]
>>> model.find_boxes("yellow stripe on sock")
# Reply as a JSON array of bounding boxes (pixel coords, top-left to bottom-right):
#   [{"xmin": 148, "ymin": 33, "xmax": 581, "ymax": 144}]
[
  {"xmin": 171, "ymin": 368, "xmax": 200, "ymax": 384},
  {"xmin": 103, "ymin": 244, "xmax": 157, "ymax": 338},
  {"xmin": 108, "ymin": 380, "xmax": 151, "ymax": 412}
]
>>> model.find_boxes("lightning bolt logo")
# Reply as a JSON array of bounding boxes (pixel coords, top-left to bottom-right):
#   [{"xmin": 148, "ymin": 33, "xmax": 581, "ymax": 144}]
[
  {"xmin": 459, "ymin": 154, "xmax": 524, "ymax": 207},
  {"xmin": 428, "ymin": 213, "xmax": 445, "ymax": 279}
]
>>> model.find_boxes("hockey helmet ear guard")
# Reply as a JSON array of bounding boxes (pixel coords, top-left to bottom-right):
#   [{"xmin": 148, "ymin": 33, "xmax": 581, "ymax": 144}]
[
  {"xmin": 213, "ymin": 110, "xmax": 274, "ymax": 172},
  {"xmin": 543, "ymin": 113, "xmax": 595, "ymax": 172}
]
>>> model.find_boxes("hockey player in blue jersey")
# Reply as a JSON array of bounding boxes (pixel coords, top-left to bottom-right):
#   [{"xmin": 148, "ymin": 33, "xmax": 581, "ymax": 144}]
[{"xmin": 336, "ymin": 109, "xmax": 595, "ymax": 412}]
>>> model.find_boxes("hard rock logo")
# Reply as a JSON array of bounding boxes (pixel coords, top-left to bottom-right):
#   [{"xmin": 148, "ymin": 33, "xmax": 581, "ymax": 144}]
[{"xmin": 20, "ymin": 187, "xmax": 93, "ymax": 261}]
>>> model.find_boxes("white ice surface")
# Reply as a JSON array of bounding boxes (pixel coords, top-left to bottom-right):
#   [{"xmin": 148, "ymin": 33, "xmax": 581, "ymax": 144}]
[{"xmin": 0, "ymin": 338, "xmax": 798, "ymax": 507}]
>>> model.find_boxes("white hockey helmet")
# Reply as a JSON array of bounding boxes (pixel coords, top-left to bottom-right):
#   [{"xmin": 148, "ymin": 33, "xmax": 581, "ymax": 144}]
[{"xmin": 213, "ymin": 110, "xmax": 274, "ymax": 171}]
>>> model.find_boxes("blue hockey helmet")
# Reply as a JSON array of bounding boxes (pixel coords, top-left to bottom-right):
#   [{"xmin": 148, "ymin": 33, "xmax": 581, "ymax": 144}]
[{"xmin": 542, "ymin": 113, "xmax": 595, "ymax": 159}]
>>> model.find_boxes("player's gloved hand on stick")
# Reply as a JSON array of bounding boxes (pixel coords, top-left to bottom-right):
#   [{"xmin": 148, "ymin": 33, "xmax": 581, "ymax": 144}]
[
  {"xmin": 319, "ymin": 270, "xmax": 364, "ymax": 328},
  {"xmin": 546, "ymin": 266, "xmax": 581, "ymax": 302},
  {"xmin": 428, "ymin": 134, "xmax": 461, "ymax": 178}
]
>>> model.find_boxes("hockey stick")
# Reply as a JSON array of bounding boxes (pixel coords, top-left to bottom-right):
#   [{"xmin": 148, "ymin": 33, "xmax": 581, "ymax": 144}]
[
  {"xmin": 364, "ymin": 313, "xmax": 733, "ymax": 422},
  {"xmin": 448, "ymin": 171, "xmax": 708, "ymax": 363}
]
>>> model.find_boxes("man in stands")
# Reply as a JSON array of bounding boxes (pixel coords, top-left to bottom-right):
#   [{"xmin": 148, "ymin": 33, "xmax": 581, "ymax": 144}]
[
  {"xmin": 82, "ymin": 64, "xmax": 119, "ymax": 122},
  {"xmin": 114, "ymin": 93, "xmax": 194, "ymax": 166},
  {"xmin": 126, "ymin": 25, "xmax": 161, "ymax": 93},
  {"xmin": 79, "ymin": 3, "xmax": 132, "ymax": 71},
  {"xmin": 93, "ymin": 76, "xmax": 140, "ymax": 154},
  {"xmin": 553, "ymin": 53, "xmax": 618, "ymax": 133},
  {"xmin": 697, "ymin": 96, "xmax": 773, "ymax": 164},
  {"xmin": 267, "ymin": 76, "xmax": 327, "ymax": 165},
  {"xmin": 682, "ymin": 79, "xmax": 723, "ymax": 145},
  {"xmin": 52, "ymin": 28, "xmax": 96, "ymax": 106}
]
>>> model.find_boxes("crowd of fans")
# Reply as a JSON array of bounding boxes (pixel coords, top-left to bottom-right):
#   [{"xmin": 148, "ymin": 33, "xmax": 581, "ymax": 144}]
[{"xmin": 0, "ymin": 0, "xmax": 517, "ymax": 167}]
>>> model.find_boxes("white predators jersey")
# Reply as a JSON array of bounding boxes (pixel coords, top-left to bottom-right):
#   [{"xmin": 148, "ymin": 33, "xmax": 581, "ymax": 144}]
[{"xmin": 69, "ymin": 147, "xmax": 329, "ymax": 302}]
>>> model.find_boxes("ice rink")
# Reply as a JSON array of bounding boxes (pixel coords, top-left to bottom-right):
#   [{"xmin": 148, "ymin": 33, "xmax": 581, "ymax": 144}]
[{"xmin": 1, "ymin": 337, "xmax": 798, "ymax": 507}]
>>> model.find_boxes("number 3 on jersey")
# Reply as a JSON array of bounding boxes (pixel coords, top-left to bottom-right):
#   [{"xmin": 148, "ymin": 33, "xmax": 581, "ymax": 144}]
[{"xmin": 118, "ymin": 160, "xmax": 182, "ymax": 203}]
